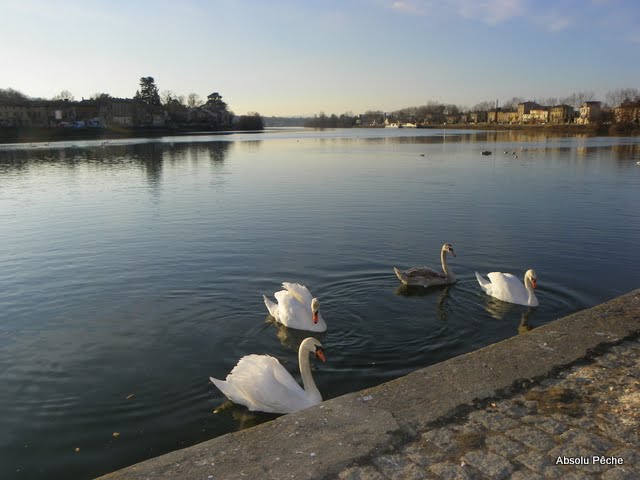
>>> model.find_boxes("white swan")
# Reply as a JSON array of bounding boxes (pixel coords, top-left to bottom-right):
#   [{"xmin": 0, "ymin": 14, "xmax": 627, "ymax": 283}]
[
  {"xmin": 263, "ymin": 282, "xmax": 327, "ymax": 332},
  {"xmin": 475, "ymin": 269, "xmax": 539, "ymax": 307},
  {"xmin": 394, "ymin": 243, "xmax": 457, "ymax": 287},
  {"xmin": 209, "ymin": 337, "xmax": 326, "ymax": 414}
]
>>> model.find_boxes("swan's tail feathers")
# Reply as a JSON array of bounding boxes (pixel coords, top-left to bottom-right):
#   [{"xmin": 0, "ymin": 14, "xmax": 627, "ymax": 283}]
[
  {"xmin": 210, "ymin": 376, "xmax": 225, "ymax": 391},
  {"xmin": 475, "ymin": 272, "xmax": 490, "ymax": 292},
  {"xmin": 263, "ymin": 295, "xmax": 279, "ymax": 318},
  {"xmin": 394, "ymin": 267, "xmax": 408, "ymax": 285}
]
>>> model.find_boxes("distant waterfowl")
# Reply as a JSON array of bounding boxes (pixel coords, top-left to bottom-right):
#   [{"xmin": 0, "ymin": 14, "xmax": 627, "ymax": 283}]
[
  {"xmin": 394, "ymin": 243, "xmax": 457, "ymax": 287},
  {"xmin": 209, "ymin": 337, "xmax": 326, "ymax": 414},
  {"xmin": 481, "ymin": 151, "xmax": 492, "ymax": 156},
  {"xmin": 263, "ymin": 283, "xmax": 327, "ymax": 332},
  {"xmin": 475, "ymin": 269, "xmax": 539, "ymax": 307}
]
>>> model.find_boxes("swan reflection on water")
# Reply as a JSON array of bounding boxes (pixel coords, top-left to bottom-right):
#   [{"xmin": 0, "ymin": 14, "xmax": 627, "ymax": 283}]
[
  {"xmin": 266, "ymin": 316, "xmax": 326, "ymax": 352},
  {"xmin": 213, "ymin": 399, "xmax": 279, "ymax": 430},
  {"xmin": 395, "ymin": 284, "xmax": 451, "ymax": 322},
  {"xmin": 518, "ymin": 309, "xmax": 536, "ymax": 335},
  {"xmin": 483, "ymin": 295, "xmax": 537, "ymax": 334},
  {"xmin": 483, "ymin": 294, "xmax": 517, "ymax": 320}
]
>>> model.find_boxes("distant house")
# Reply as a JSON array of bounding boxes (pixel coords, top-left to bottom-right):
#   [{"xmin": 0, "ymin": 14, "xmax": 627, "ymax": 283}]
[
  {"xmin": 137, "ymin": 104, "xmax": 167, "ymax": 127},
  {"xmin": 74, "ymin": 100, "xmax": 100, "ymax": 124},
  {"xmin": 517, "ymin": 102, "xmax": 541, "ymax": 123},
  {"xmin": 0, "ymin": 103, "xmax": 49, "ymax": 127},
  {"xmin": 549, "ymin": 104, "xmax": 574, "ymax": 124},
  {"xmin": 188, "ymin": 106, "xmax": 232, "ymax": 128},
  {"xmin": 614, "ymin": 101, "xmax": 640, "ymax": 124},
  {"xmin": 100, "ymin": 98, "xmax": 135, "ymax": 127},
  {"xmin": 469, "ymin": 111, "xmax": 488, "ymax": 123},
  {"xmin": 575, "ymin": 101, "xmax": 601, "ymax": 124},
  {"xmin": 487, "ymin": 109, "xmax": 500, "ymax": 124},
  {"xmin": 446, "ymin": 114, "xmax": 461, "ymax": 124}
]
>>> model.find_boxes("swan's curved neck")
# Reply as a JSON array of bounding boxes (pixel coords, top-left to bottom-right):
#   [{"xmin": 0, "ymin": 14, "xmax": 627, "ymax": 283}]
[
  {"xmin": 441, "ymin": 250, "xmax": 454, "ymax": 279},
  {"xmin": 299, "ymin": 347, "xmax": 321, "ymax": 402},
  {"xmin": 524, "ymin": 276, "xmax": 537, "ymax": 304}
]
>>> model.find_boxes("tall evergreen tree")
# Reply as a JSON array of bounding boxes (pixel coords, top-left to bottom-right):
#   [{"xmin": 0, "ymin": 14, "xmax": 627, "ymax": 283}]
[
  {"xmin": 134, "ymin": 77, "xmax": 161, "ymax": 105},
  {"xmin": 206, "ymin": 92, "xmax": 227, "ymax": 110}
]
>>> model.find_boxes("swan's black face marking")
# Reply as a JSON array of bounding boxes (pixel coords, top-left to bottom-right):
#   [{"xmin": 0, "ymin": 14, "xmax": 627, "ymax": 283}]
[
  {"xmin": 314, "ymin": 346, "xmax": 326, "ymax": 362},
  {"xmin": 311, "ymin": 298, "xmax": 320, "ymax": 323}
]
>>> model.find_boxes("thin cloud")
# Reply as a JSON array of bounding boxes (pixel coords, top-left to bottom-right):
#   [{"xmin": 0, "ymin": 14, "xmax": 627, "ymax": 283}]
[
  {"xmin": 386, "ymin": 0, "xmax": 527, "ymax": 25},
  {"xmin": 452, "ymin": 0, "xmax": 528, "ymax": 25},
  {"xmin": 391, "ymin": 1, "xmax": 429, "ymax": 15},
  {"xmin": 547, "ymin": 18, "xmax": 570, "ymax": 32}
]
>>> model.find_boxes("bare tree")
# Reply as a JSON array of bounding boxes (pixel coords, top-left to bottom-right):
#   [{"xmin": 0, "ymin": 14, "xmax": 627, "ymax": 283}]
[
  {"xmin": 605, "ymin": 88, "xmax": 640, "ymax": 107},
  {"xmin": 472, "ymin": 101, "xmax": 494, "ymax": 112},
  {"xmin": 187, "ymin": 93, "xmax": 203, "ymax": 108},
  {"xmin": 536, "ymin": 97, "xmax": 558, "ymax": 106},
  {"xmin": 560, "ymin": 90, "xmax": 595, "ymax": 108},
  {"xmin": 161, "ymin": 90, "xmax": 175, "ymax": 105},
  {"xmin": 501, "ymin": 97, "xmax": 524, "ymax": 110},
  {"xmin": 90, "ymin": 92, "xmax": 112, "ymax": 102},
  {"xmin": 52, "ymin": 90, "xmax": 75, "ymax": 101}
]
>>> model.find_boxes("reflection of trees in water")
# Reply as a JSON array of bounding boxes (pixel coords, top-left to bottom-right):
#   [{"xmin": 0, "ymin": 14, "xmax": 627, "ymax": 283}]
[
  {"xmin": 0, "ymin": 146, "xmax": 86, "ymax": 173},
  {"xmin": 237, "ymin": 140, "xmax": 262, "ymax": 154},
  {"xmin": 356, "ymin": 130, "xmax": 592, "ymax": 146},
  {"xmin": 163, "ymin": 141, "xmax": 232, "ymax": 166},
  {"xmin": 0, "ymin": 140, "xmax": 233, "ymax": 182},
  {"xmin": 129, "ymin": 143, "xmax": 164, "ymax": 188}
]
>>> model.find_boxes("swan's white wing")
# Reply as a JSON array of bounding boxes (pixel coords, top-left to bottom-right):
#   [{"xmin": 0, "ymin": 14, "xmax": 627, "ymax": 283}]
[
  {"xmin": 486, "ymin": 272, "xmax": 529, "ymax": 305},
  {"xmin": 211, "ymin": 354, "xmax": 309, "ymax": 413},
  {"xmin": 274, "ymin": 290, "xmax": 313, "ymax": 329},
  {"xmin": 263, "ymin": 295, "xmax": 279, "ymax": 319},
  {"xmin": 282, "ymin": 283, "xmax": 313, "ymax": 306},
  {"xmin": 475, "ymin": 272, "xmax": 492, "ymax": 294}
]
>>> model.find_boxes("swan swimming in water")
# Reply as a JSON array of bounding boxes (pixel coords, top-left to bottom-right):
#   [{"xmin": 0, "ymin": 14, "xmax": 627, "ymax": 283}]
[
  {"xmin": 475, "ymin": 269, "xmax": 539, "ymax": 307},
  {"xmin": 263, "ymin": 283, "xmax": 327, "ymax": 332},
  {"xmin": 209, "ymin": 337, "xmax": 326, "ymax": 414},
  {"xmin": 394, "ymin": 243, "xmax": 457, "ymax": 287}
]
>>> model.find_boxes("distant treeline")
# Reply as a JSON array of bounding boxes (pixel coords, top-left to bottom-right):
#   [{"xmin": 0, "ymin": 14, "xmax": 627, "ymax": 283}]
[
  {"xmin": 304, "ymin": 113, "xmax": 357, "ymax": 128},
  {"xmin": 264, "ymin": 116, "xmax": 311, "ymax": 127}
]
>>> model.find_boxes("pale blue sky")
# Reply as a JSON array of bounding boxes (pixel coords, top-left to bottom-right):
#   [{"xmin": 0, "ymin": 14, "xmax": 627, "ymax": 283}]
[{"xmin": 1, "ymin": 0, "xmax": 639, "ymax": 116}]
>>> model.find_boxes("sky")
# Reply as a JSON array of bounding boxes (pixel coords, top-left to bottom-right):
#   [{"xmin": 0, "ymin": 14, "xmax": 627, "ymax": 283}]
[{"xmin": 1, "ymin": 0, "xmax": 639, "ymax": 116}]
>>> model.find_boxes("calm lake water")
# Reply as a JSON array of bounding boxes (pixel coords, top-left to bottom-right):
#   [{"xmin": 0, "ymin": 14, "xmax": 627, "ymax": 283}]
[{"xmin": 1, "ymin": 128, "xmax": 639, "ymax": 479}]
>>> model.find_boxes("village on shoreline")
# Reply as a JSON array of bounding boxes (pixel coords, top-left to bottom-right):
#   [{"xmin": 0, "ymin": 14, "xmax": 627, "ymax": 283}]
[{"xmin": 2, "ymin": 79, "xmax": 640, "ymax": 143}]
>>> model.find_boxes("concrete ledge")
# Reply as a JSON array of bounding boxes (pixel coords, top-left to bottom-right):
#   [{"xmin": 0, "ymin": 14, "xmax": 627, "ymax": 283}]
[{"xmin": 98, "ymin": 289, "xmax": 640, "ymax": 480}]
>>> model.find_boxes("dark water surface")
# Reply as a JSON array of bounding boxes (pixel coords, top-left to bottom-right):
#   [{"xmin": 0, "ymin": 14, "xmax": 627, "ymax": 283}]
[{"xmin": 1, "ymin": 128, "xmax": 639, "ymax": 479}]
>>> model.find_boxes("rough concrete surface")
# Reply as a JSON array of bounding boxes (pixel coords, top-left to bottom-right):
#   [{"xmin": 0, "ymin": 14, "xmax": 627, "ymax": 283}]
[{"xmin": 98, "ymin": 289, "xmax": 640, "ymax": 480}]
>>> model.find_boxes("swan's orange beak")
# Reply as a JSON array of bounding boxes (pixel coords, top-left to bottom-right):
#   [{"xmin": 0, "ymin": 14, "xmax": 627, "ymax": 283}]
[
  {"xmin": 315, "ymin": 347, "xmax": 326, "ymax": 362},
  {"xmin": 450, "ymin": 250, "xmax": 456, "ymax": 257},
  {"xmin": 312, "ymin": 311, "xmax": 318, "ymax": 324},
  {"xmin": 531, "ymin": 278, "xmax": 537, "ymax": 289}
]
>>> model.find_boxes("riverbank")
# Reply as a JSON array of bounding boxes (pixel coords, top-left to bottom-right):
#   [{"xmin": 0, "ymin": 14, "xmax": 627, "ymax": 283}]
[
  {"xmin": 3, "ymin": 123, "xmax": 639, "ymax": 145},
  {"xmin": 0, "ymin": 126, "xmax": 263, "ymax": 144},
  {"xmin": 98, "ymin": 288, "xmax": 640, "ymax": 480}
]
